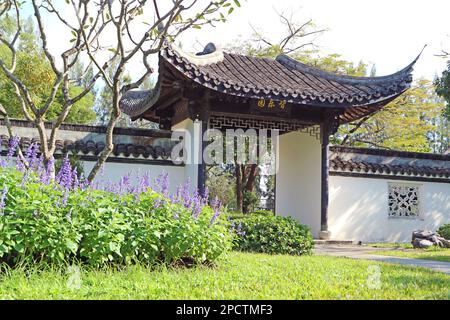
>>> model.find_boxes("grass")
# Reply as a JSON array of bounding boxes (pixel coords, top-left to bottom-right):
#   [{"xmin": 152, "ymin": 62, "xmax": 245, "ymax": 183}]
[
  {"xmin": 366, "ymin": 243, "xmax": 450, "ymax": 262},
  {"xmin": 373, "ymin": 248, "xmax": 450, "ymax": 263},
  {"xmin": 367, "ymin": 243, "xmax": 413, "ymax": 249},
  {"xmin": 0, "ymin": 252, "xmax": 449, "ymax": 300}
]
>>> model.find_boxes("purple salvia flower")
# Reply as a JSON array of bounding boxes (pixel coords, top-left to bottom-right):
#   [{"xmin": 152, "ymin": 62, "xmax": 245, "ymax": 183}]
[
  {"xmin": 25, "ymin": 143, "xmax": 38, "ymax": 170},
  {"xmin": 6, "ymin": 136, "xmax": 20, "ymax": 162},
  {"xmin": 170, "ymin": 184, "xmax": 183, "ymax": 204},
  {"xmin": 202, "ymin": 186, "xmax": 209, "ymax": 205},
  {"xmin": 37, "ymin": 154, "xmax": 45, "ymax": 177},
  {"xmin": 191, "ymin": 196, "xmax": 203, "ymax": 219},
  {"xmin": 72, "ymin": 168, "xmax": 79, "ymax": 189},
  {"xmin": 155, "ymin": 172, "xmax": 169, "ymax": 196},
  {"xmin": 66, "ymin": 208, "xmax": 72, "ymax": 221},
  {"xmin": 236, "ymin": 222, "xmax": 246, "ymax": 236},
  {"xmin": 139, "ymin": 172, "xmax": 151, "ymax": 194},
  {"xmin": 61, "ymin": 187, "xmax": 69, "ymax": 207},
  {"xmin": 0, "ymin": 185, "xmax": 8, "ymax": 214},
  {"xmin": 211, "ymin": 196, "xmax": 220, "ymax": 210},
  {"xmin": 21, "ymin": 169, "xmax": 31, "ymax": 187},
  {"xmin": 153, "ymin": 197, "xmax": 161, "ymax": 209},
  {"xmin": 181, "ymin": 178, "xmax": 192, "ymax": 208},
  {"xmin": 118, "ymin": 172, "xmax": 131, "ymax": 194},
  {"xmin": 40, "ymin": 156, "xmax": 55, "ymax": 185},
  {"xmin": 209, "ymin": 197, "xmax": 222, "ymax": 226},
  {"xmin": 56, "ymin": 155, "xmax": 73, "ymax": 189}
]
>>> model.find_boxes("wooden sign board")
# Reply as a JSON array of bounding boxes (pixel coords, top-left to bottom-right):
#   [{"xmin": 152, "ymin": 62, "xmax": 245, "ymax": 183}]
[{"xmin": 250, "ymin": 98, "xmax": 292, "ymax": 116}]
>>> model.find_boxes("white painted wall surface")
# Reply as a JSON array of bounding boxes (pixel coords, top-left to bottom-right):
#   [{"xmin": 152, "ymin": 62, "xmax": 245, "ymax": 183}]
[
  {"xmin": 171, "ymin": 118, "xmax": 202, "ymax": 190},
  {"xmin": 329, "ymin": 175, "xmax": 450, "ymax": 242},
  {"xmin": 275, "ymin": 128, "xmax": 322, "ymax": 237},
  {"xmin": 82, "ymin": 161, "xmax": 185, "ymax": 194}
]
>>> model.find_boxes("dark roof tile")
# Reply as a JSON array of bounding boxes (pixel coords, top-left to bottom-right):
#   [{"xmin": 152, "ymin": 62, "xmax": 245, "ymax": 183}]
[{"xmin": 120, "ymin": 43, "xmax": 420, "ymax": 122}]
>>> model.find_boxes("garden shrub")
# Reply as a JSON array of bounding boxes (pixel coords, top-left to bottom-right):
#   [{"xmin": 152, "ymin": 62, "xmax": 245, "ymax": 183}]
[
  {"xmin": 437, "ymin": 224, "xmax": 450, "ymax": 240},
  {"xmin": 252, "ymin": 209, "xmax": 274, "ymax": 216},
  {"xmin": 0, "ymin": 144, "xmax": 233, "ymax": 267},
  {"xmin": 227, "ymin": 210, "xmax": 274, "ymax": 220},
  {"xmin": 232, "ymin": 215, "xmax": 314, "ymax": 255}
]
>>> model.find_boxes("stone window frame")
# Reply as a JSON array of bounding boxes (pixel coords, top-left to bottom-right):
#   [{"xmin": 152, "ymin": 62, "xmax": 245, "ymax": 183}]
[{"xmin": 387, "ymin": 182, "xmax": 422, "ymax": 220}]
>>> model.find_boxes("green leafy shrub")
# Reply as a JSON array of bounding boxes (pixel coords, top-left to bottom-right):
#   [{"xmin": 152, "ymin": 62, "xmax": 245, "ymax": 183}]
[
  {"xmin": 243, "ymin": 190, "xmax": 258, "ymax": 213},
  {"xmin": 252, "ymin": 209, "xmax": 274, "ymax": 216},
  {"xmin": 0, "ymin": 168, "xmax": 233, "ymax": 267},
  {"xmin": 227, "ymin": 210, "xmax": 274, "ymax": 220},
  {"xmin": 437, "ymin": 224, "xmax": 450, "ymax": 240},
  {"xmin": 232, "ymin": 215, "xmax": 313, "ymax": 255}
]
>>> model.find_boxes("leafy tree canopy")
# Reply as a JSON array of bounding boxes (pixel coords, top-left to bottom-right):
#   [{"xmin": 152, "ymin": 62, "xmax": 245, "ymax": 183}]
[
  {"xmin": 337, "ymin": 79, "xmax": 448, "ymax": 153},
  {"xmin": 435, "ymin": 60, "xmax": 450, "ymax": 120},
  {"xmin": 0, "ymin": 15, "xmax": 95, "ymax": 124}
]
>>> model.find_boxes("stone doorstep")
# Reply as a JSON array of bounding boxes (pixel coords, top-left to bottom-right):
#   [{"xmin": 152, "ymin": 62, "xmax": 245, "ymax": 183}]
[{"xmin": 314, "ymin": 239, "xmax": 355, "ymax": 245}]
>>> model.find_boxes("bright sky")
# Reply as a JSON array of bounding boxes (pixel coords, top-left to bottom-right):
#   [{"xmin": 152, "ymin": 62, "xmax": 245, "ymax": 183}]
[
  {"xmin": 178, "ymin": 0, "xmax": 450, "ymax": 79},
  {"xmin": 20, "ymin": 0, "xmax": 450, "ymax": 80}
]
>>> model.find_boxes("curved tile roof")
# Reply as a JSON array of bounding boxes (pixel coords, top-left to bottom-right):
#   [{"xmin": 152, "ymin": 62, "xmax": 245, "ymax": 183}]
[
  {"xmin": 329, "ymin": 146, "xmax": 450, "ymax": 180},
  {"xmin": 165, "ymin": 48, "xmax": 413, "ymax": 104},
  {"xmin": 0, "ymin": 135, "xmax": 173, "ymax": 160},
  {"xmin": 120, "ymin": 43, "xmax": 419, "ymax": 122},
  {"xmin": 330, "ymin": 156, "xmax": 450, "ymax": 179}
]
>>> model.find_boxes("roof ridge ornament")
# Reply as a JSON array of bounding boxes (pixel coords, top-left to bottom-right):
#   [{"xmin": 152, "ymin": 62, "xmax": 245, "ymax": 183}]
[{"xmin": 169, "ymin": 42, "xmax": 224, "ymax": 66}]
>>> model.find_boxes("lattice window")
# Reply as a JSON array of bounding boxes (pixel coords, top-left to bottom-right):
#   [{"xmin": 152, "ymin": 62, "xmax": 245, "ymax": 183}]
[
  {"xmin": 209, "ymin": 115, "xmax": 320, "ymax": 139},
  {"xmin": 388, "ymin": 183, "xmax": 420, "ymax": 218}
]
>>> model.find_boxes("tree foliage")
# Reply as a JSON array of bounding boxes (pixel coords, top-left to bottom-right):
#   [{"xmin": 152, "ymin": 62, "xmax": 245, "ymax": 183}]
[
  {"xmin": 0, "ymin": 0, "xmax": 239, "ymax": 181},
  {"xmin": 337, "ymin": 79, "xmax": 448, "ymax": 153},
  {"xmin": 0, "ymin": 15, "xmax": 95, "ymax": 124},
  {"xmin": 435, "ymin": 60, "xmax": 450, "ymax": 120}
]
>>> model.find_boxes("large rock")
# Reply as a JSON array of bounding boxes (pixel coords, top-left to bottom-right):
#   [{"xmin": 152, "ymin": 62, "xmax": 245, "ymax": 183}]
[
  {"xmin": 412, "ymin": 230, "xmax": 434, "ymax": 241},
  {"xmin": 411, "ymin": 229, "xmax": 450, "ymax": 249},
  {"xmin": 412, "ymin": 239, "xmax": 434, "ymax": 249},
  {"xmin": 440, "ymin": 238, "xmax": 450, "ymax": 248}
]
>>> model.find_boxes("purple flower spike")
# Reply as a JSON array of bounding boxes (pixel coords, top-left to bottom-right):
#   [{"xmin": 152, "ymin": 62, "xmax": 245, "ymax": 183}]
[
  {"xmin": 25, "ymin": 143, "xmax": 38, "ymax": 170},
  {"xmin": 6, "ymin": 136, "xmax": 20, "ymax": 162},
  {"xmin": 202, "ymin": 186, "xmax": 209, "ymax": 203},
  {"xmin": 0, "ymin": 185, "xmax": 8, "ymax": 214},
  {"xmin": 209, "ymin": 197, "xmax": 222, "ymax": 226},
  {"xmin": 56, "ymin": 155, "xmax": 73, "ymax": 189},
  {"xmin": 155, "ymin": 172, "xmax": 169, "ymax": 196},
  {"xmin": 40, "ymin": 156, "xmax": 55, "ymax": 185}
]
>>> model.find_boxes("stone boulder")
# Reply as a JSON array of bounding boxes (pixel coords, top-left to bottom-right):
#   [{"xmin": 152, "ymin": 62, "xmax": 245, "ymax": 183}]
[{"xmin": 411, "ymin": 230, "xmax": 450, "ymax": 249}]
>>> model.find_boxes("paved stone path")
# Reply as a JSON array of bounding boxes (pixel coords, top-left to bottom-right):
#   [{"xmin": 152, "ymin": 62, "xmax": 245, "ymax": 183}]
[{"xmin": 314, "ymin": 244, "xmax": 450, "ymax": 275}]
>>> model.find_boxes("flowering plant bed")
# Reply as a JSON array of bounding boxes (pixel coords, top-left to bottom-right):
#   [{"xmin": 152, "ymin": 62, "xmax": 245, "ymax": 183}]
[{"xmin": 0, "ymin": 139, "xmax": 233, "ymax": 267}]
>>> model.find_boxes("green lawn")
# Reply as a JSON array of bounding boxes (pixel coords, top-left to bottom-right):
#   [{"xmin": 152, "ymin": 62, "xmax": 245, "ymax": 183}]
[
  {"xmin": 367, "ymin": 243, "xmax": 414, "ymax": 249},
  {"xmin": 0, "ymin": 252, "xmax": 449, "ymax": 300},
  {"xmin": 373, "ymin": 248, "xmax": 450, "ymax": 263}
]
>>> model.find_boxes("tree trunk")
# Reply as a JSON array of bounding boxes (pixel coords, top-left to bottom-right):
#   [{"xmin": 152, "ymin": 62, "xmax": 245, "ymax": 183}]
[
  {"xmin": 235, "ymin": 164, "xmax": 243, "ymax": 213},
  {"xmin": 87, "ymin": 87, "xmax": 121, "ymax": 182},
  {"xmin": 245, "ymin": 164, "xmax": 258, "ymax": 192}
]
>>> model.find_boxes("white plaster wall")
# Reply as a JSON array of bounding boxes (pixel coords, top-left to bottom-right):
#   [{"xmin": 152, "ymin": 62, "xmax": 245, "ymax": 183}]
[
  {"xmin": 275, "ymin": 128, "xmax": 321, "ymax": 237},
  {"xmin": 82, "ymin": 161, "xmax": 185, "ymax": 194},
  {"xmin": 329, "ymin": 175, "xmax": 450, "ymax": 242},
  {"xmin": 171, "ymin": 118, "xmax": 201, "ymax": 189}
]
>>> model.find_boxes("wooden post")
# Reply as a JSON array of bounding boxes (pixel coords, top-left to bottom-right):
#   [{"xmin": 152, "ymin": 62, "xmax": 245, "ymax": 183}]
[
  {"xmin": 197, "ymin": 91, "xmax": 210, "ymax": 197},
  {"xmin": 320, "ymin": 116, "xmax": 331, "ymax": 240}
]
